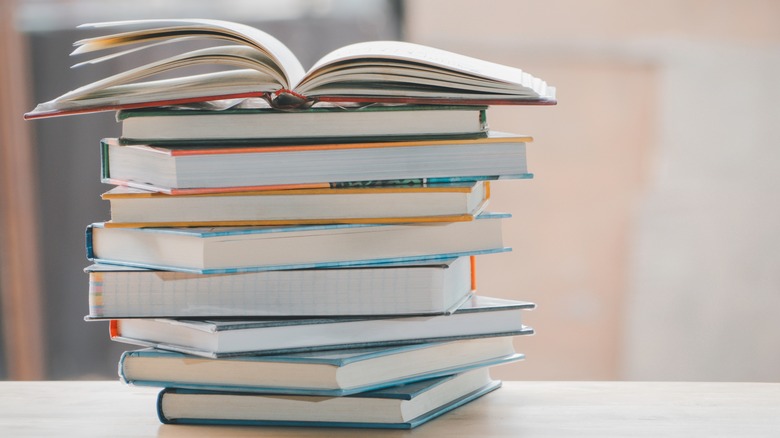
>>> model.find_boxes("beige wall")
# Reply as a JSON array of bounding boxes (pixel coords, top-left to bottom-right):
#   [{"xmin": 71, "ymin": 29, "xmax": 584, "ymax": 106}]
[{"xmin": 405, "ymin": 0, "xmax": 780, "ymax": 381}]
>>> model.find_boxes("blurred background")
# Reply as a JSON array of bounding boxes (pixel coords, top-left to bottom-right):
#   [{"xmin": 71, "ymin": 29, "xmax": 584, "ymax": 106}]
[{"xmin": 1, "ymin": 0, "xmax": 778, "ymax": 382}]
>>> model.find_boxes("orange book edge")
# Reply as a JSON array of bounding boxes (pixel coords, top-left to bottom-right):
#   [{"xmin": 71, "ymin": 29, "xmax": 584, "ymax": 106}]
[
  {"xmin": 101, "ymin": 214, "xmax": 477, "ymax": 228},
  {"xmin": 109, "ymin": 320, "xmax": 119, "ymax": 339},
  {"xmin": 470, "ymin": 256, "xmax": 477, "ymax": 291},
  {"xmin": 101, "ymin": 183, "xmax": 480, "ymax": 199}
]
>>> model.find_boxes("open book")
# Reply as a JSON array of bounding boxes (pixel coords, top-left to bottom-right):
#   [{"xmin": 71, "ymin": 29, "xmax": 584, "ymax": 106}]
[{"xmin": 24, "ymin": 19, "xmax": 556, "ymax": 119}]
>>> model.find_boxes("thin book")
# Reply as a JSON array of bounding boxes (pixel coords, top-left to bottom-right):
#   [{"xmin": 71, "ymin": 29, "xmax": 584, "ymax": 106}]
[
  {"xmin": 107, "ymin": 295, "xmax": 535, "ymax": 358},
  {"xmin": 86, "ymin": 212, "xmax": 510, "ymax": 274},
  {"xmin": 100, "ymin": 180, "xmax": 492, "ymax": 227},
  {"xmin": 116, "ymin": 105, "xmax": 489, "ymax": 145}
]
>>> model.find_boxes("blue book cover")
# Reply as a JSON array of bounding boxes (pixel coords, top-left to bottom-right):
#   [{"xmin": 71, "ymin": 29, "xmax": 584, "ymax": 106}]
[
  {"xmin": 156, "ymin": 369, "xmax": 501, "ymax": 429},
  {"xmin": 85, "ymin": 212, "xmax": 512, "ymax": 274},
  {"xmin": 118, "ymin": 336, "xmax": 524, "ymax": 396}
]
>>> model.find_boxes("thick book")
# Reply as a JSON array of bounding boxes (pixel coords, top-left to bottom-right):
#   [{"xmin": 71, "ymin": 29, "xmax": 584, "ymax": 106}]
[
  {"xmin": 24, "ymin": 18, "xmax": 556, "ymax": 119},
  {"xmin": 120, "ymin": 336, "xmax": 521, "ymax": 396},
  {"xmin": 86, "ymin": 257, "xmax": 474, "ymax": 318},
  {"xmin": 117, "ymin": 105, "xmax": 488, "ymax": 145},
  {"xmin": 108, "ymin": 295, "xmax": 535, "ymax": 358},
  {"xmin": 156, "ymin": 368, "xmax": 500, "ymax": 429},
  {"xmin": 100, "ymin": 181, "xmax": 491, "ymax": 227},
  {"xmin": 100, "ymin": 132, "xmax": 530, "ymax": 191},
  {"xmin": 86, "ymin": 212, "xmax": 510, "ymax": 274}
]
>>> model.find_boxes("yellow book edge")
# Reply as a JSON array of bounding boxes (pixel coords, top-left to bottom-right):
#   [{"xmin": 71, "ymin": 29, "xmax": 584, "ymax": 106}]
[{"xmin": 103, "ymin": 185, "xmax": 491, "ymax": 228}]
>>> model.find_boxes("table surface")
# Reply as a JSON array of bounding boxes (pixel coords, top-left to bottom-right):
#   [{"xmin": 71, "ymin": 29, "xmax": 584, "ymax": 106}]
[{"xmin": 0, "ymin": 380, "xmax": 778, "ymax": 437}]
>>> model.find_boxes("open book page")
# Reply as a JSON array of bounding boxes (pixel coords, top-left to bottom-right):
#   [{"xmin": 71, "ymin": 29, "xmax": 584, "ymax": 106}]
[
  {"xmin": 56, "ymin": 47, "xmax": 282, "ymax": 104},
  {"xmin": 303, "ymin": 63, "xmax": 522, "ymax": 91},
  {"xmin": 75, "ymin": 19, "xmax": 306, "ymax": 87},
  {"xmin": 300, "ymin": 41, "xmax": 555, "ymax": 99},
  {"xmin": 45, "ymin": 70, "xmax": 277, "ymax": 113},
  {"xmin": 70, "ymin": 41, "xmax": 285, "ymax": 88}
]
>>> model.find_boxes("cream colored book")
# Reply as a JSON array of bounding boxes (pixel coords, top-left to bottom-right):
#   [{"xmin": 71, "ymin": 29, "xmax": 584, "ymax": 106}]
[
  {"xmin": 86, "ymin": 212, "xmax": 511, "ymax": 274},
  {"xmin": 101, "ymin": 181, "xmax": 489, "ymax": 228},
  {"xmin": 100, "ymin": 132, "xmax": 531, "ymax": 192}
]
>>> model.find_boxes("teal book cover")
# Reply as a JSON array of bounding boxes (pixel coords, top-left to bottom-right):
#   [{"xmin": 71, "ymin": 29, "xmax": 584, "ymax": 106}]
[
  {"xmin": 85, "ymin": 212, "xmax": 512, "ymax": 274},
  {"xmin": 119, "ymin": 342, "xmax": 524, "ymax": 396},
  {"xmin": 156, "ymin": 372, "xmax": 502, "ymax": 429}
]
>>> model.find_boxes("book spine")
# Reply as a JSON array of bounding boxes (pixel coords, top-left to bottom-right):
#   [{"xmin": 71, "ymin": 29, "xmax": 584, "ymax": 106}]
[
  {"xmin": 100, "ymin": 140, "xmax": 110, "ymax": 182},
  {"xmin": 270, "ymin": 89, "xmax": 311, "ymax": 109},
  {"xmin": 109, "ymin": 320, "xmax": 120, "ymax": 339},
  {"xmin": 88, "ymin": 271, "xmax": 104, "ymax": 318},
  {"xmin": 470, "ymin": 256, "xmax": 477, "ymax": 291},
  {"xmin": 156, "ymin": 388, "xmax": 168, "ymax": 424},
  {"xmin": 85, "ymin": 224, "xmax": 96, "ymax": 260},
  {"xmin": 117, "ymin": 350, "xmax": 132, "ymax": 384}
]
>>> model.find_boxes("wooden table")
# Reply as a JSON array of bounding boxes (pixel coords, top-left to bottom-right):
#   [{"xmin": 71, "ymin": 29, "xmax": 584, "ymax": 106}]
[{"xmin": 0, "ymin": 381, "xmax": 778, "ymax": 437}]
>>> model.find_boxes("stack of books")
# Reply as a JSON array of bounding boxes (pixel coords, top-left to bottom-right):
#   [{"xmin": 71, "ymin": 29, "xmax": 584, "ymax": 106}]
[{"xmin": 26, "ymin": 19, "xmax": 555, "ymax": 430}]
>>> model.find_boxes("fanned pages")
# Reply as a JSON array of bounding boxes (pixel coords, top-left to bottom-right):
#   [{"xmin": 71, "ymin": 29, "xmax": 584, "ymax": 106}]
[{"xmin": 25, "ymin": 19, "xmax": 556, "ymax": 119}]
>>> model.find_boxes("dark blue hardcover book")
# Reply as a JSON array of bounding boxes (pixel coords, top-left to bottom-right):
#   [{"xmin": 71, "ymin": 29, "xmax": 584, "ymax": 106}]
[{"xmin": 156, "ymin": 368, "xmax": 501, "ymax": 429}]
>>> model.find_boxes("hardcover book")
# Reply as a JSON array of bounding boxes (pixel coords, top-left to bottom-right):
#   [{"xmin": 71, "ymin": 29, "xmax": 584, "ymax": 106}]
[
  {"xmin": 99, "ymin": 132, "xmax": 530, "ymax": 191},
  {"xmin": 156, "ymin": 368, "xmax": 500, "ymax": 429},
  {"xmin": 86, "ymin": 257, "xmax": 474, "ymax": 318},
  {"xmin": 120, "ymin": 336, "xmax": 521, "ymax": 396},
  {"xmin": 24, "ymin": 18, "xmax": 556, "ymax": 119},
  {"xmin": 108, "ymin": 295, "xmax": 535, "ymax": 358},
  {"xmin": 116, "ymin": 105, "xmax": 488, "ymax": 144},
  {"xmin": 100, "ymin": 181, "xmax": 490, "ymax": 227},
  {"xmin": 86, "ymin": 212, "xmax": 510, "ymax": 274}
]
